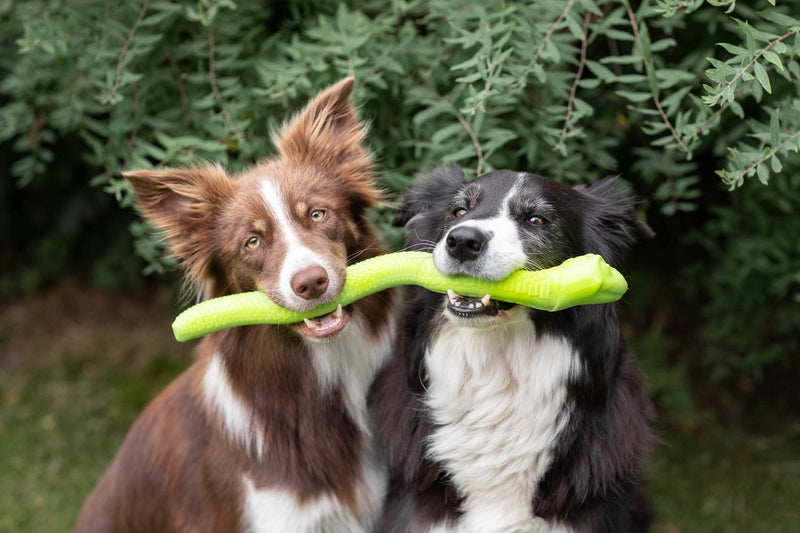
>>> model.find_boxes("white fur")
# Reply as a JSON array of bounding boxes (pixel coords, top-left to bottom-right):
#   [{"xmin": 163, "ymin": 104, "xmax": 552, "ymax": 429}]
[
  {"xmin": 203, "ymin": 314, "xmax": 395, "ymax": 532},
  {"xmin": 306, "ymin": 308, "xmax": 397, "ymax": 433},
  {"xmin": 203, "ymin": 353, "xmax": 265, "ymax": 457},
  {"xmin": 433, "ymin": 180, "xmax": 526, "ymax": 280},
  {"xmin": 242, "ymin": 453, "xmax": 387, "ymax": 533},
  {"xmin": 260, "ymin": 179, "xmax": 340, "ymax": 311},
  {"xmin": 424, "ymin": 308, "xmax": 580, "ymax": 533}
]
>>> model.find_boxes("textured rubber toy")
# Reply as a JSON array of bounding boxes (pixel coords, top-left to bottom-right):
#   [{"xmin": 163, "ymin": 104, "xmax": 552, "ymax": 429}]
[{"xmin": 171, "ymin": 251, "xmax": 627, "ymax": 341}]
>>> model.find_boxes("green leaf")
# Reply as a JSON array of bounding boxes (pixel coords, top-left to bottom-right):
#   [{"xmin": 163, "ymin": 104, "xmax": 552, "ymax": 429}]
[
  {"xmin": 717, "ymin": 43, "xmax": 748, "ymax": 56},
  {"xmin": 585, "ymin": 60, "xmax": 616, "ymax": 82},
  {"xmin": 753, "ymin": 61, "xmax": 772, "ymax": 93},
  {"xmin": 759, "ymin": 10, "xmax": 800, "ymax": 28},
  {"xmin": 770, "ymin": 108, "xmax": 780, "ymax": 147},
  {"xmin": 615, "ymin": 90, "xmax": 651, "ymax": 103},
  {"xmin": 565, "ymin": 12, "xmax": 585, "ymax": 41},
  {"xmin": 763, "ymin": 50, "xmax": 784, "ymax": 70},
  {"xmin": 729, "ymin": 100, "xmax": 745, "ymax": 118},
  {"xmin": 770, "ymin": 155, "xmax": 782, "ymax": 173},
  {"xmin": 756, "ymin": 162, "xmax": 769, "ymax": 184}
]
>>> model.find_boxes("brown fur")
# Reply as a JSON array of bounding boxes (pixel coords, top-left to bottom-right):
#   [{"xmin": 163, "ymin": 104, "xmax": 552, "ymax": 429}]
[{"xmin": 75, "ymin": 78, "xmax": 394, "ymax": 532}]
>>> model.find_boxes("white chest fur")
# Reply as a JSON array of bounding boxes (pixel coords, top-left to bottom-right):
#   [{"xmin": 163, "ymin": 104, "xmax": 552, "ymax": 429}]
[
  {"xmin": 203, "ymin": 309, "xmax": 395, "ymax": 532},
  {"xmin": 241, "ymin": 449, "xmax": 387, "ymax": 533},
  {"xmin": 306, "ymin": 310, "xmax": 396, "ymax": 433},
  {"xmin": 424, "ymin": 310, "xmax": 579, "ymax": 533}
]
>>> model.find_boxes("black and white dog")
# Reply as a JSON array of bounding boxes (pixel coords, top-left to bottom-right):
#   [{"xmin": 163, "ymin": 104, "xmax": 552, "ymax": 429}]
[{"xmin": 369, "ymin": 165, "xmax": 655, "ymax": 532}]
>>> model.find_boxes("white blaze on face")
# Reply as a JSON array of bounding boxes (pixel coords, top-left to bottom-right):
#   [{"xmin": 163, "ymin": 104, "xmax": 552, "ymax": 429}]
[
  {"xmin": 259, "ymin": 179, "xmax": 339, "ymax": 311},
  {"xmin": 433, "ymin": 179, "xmax": 527, "ymax": 281}
]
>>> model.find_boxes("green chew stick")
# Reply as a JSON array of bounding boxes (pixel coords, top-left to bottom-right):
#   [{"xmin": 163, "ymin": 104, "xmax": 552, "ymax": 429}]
[{"xmin": 171, "ymin": 251, "xmax": 627, "ymax": 342}]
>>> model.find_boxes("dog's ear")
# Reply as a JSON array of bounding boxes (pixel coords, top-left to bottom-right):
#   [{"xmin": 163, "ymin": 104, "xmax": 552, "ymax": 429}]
[
  {"xmin": 124, "ymin": 164, "xmax": 233, "ymax": 277},
  {"xmin": 274, "ymin": 77, "xmax": 379, "ymax": 214},
  {"xmin": 394, "ymin": 164, "xmax": 467, "ymax": 249},
  {"xmin": 581, "ymin": 177, "xmax": 653, "ymax": 266}
]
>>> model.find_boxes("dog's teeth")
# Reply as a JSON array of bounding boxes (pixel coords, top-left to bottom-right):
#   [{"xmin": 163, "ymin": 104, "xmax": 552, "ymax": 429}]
[
  {"xmin": 468, "ymin": 303, "xmax": 475, "ymax": 309},
  {"xmin": 447, "ymin": 289, "xmax": 457, "ymax": 303},
  {"xmin": 303, "ymin": 318, "xmax": 315, "ymax": 328},
  {"xmin": 481, "ymin": 294, "xmax": 491, "ymax": 306},
  {"xmin": 332, "ymin": 304, "xmax": 343, "ymax": 319}
]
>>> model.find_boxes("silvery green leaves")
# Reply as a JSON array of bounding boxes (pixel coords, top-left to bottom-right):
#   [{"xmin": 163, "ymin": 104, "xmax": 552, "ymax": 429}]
[
  {"xmin": 715, "ymin": 101, "xmax": 800, "ymax": 188},
  {"xmin": 703, "ymin": 16, "xmax": 799, "ymax": 107},
  {"xmin": 701, "ymin": 9, "xmax": 800, "ymax": 188}
]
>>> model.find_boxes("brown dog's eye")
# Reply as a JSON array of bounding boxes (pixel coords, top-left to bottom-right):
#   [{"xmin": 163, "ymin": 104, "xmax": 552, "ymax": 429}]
[
  {"xmin": 245, "ymin": 236, "xmax": 261, "ymax": 249},
  {"xmin": 310, "ymin": 209, "xmax": 326, "ymax": 222},
  {"xmin": 527, "ymin": 215, "xmax": 547, "ymax": 227},
  {"xmin": 453, "ymin": 208, "xmax": 468, "ymax": 218}
]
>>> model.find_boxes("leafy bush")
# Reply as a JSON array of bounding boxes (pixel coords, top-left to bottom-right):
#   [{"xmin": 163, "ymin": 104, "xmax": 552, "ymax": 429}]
[{"xmin": 1, "ymin": 0, "xmax": 798, "ymax": 380}]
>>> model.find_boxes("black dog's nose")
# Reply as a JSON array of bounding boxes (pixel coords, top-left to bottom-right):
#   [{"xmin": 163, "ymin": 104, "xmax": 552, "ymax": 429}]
[{"xmin": 445, "ymin": 226, "xmax": 488, "ymax": 262}]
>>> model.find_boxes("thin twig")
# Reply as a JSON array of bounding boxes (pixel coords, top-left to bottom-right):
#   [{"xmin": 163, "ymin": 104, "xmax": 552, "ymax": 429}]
[
  {"xmin": 165, "ymin": 49, "xmax": 189, "ymax": 128},
  {"xmin": 626, "ymin": 6, "xmax": 691, "ymax": 156},
  {"xmin": 713, "ymin": 29, "xmax": 799, "ymax": 107},
  {"xmin": 688, "ymin": 57, "xmax": 794, "ymax": 142},
  {"xmin": 108, "ymin": 0, "xmax": 149, "ymax": 104},
  {"xmin": 438, "ymin": 96, "xmax": 485, "ymax": 176},
  {"xmin": 209, "ymin": 30, "xmax": 242, "ymax": 138},
  {"xmin": 123, "ymin": 84, "xmax": 141, "ymax": 170},
  {"xmin": 266, "ymin": 42, "xmax": 335, "ymax": 99},
  {"xmin": 555, "ymin": 12, "xmax": 591, "ymax": 152},
  {"xmin": 530, "ymin": 0, "xmax": 575, "ymax": 70},
  {"xmin": 505, "ymin": 0, "xmax": 576, "ymax": 95},
  {"xmin": 729, "ymin": 127, "xmax": 800, "ymax": 186},
  {"xmin": 455, "ymin": 111, "xmax": 485, "ymax": 176},
  {"xmin": 658, "ymin": 0, "xmax": 695, "ymax": 16},
  {"xmin": 94, "ymin": 0, "xmax": 109, "ymax": 63},
  {"xmin": 462, "ymin": 24, "xmax": 497, "ymax": 115},
  {"xmin": 155, "ymin": 147, "xmax": 199, "ymax": 168},
  {"xmin": 196, "ymin": 0, "xmax": 227, "ymax": 22}
]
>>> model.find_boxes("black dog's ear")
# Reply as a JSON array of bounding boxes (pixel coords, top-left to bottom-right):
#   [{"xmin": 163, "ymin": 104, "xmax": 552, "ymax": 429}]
[
  {"xmin": 581, "ymin": 177, "xmax": 653, "ymax": 266},
  {"xmin": 393, "ymin": 164, "xmax": 468, "ymax": 249},
  {"xmin": 393, "ymin": 163, "xmax": 467, "ymax": 227}
]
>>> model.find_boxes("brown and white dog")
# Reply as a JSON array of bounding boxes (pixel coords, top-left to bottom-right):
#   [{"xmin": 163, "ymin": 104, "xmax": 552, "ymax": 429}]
[{"xmin": 74, "ymin": 78, "xmax": 397, "ymax": 532}]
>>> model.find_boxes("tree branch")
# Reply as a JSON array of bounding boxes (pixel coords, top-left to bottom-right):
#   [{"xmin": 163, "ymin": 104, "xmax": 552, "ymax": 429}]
[
  {"xmin": 107, "ymin": 0, "xmax": 149, "ymax": 104},
  {"xmin": 438, "ymin": 97, "xmax": 485, "ymax": 176},
  {"xmin": 728, "ymin": 127, "xmax": 800, "ymax": 186},
  {"xmin": 555, "ymin": 12, "xmax": 591, "ymax": 153},
  {"xmin": 626, "ymin": 6, "xmax": 692, "ymax": 156},
  {"xmin": 712, "ymin": 29, "xmax": 799, "ymax": 107},
  {"xmin": 209, "ymin": 30, "xmax": 242, "ymax": 138}
]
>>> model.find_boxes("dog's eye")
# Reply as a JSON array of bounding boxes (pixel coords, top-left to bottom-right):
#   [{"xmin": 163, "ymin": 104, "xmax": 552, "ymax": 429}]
[
  {"xmin": 526, "ymin": 215, "xmax": 548, "ymax": 227},
  {"xmin": 245, "ymin": 236, "xmax": 261, "ymax": 249},
  {"xmin": 453, "ymin": 207, "xmax": 468, "ymax": 218},
  {"xmin": 310, "ymin": 209, "xmax": 326, "ymax": 222}
]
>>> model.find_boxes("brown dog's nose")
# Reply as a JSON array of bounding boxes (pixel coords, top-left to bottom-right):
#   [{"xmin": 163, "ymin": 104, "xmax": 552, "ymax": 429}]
[{"xmin": 291, "ymin": 266, "xmax": 329, "ymax": 300}]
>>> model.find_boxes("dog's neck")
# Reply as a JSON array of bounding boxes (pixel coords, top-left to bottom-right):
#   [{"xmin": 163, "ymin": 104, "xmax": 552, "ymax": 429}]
[{"xmin": 198, "ymin": 288, "xmax": 395, "ymax": 456}]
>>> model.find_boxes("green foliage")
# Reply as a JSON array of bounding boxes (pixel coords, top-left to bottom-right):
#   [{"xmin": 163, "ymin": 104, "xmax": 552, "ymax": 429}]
[
  {"xmin": 688, "ymin": 170, "xmax": 800, "ymax": 380},
  {"xmin": 1, "ymin": 0, "xmax": 799, "ymax": 380}
]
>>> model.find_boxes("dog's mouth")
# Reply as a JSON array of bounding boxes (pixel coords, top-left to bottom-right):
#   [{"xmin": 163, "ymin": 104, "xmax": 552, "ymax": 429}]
[
  {"xmin": 292, "ymin": 304, "xmax": 350, "ymax": 340},
  {"xmin": 445, "ymin": 290, "xmax": 516, "ymax": 319}
]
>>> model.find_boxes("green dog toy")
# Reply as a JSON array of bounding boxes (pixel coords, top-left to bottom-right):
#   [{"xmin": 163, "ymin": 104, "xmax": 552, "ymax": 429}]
[{"xmin": 171, "ymin": 251, "xmax": 627, "ymax": 342}]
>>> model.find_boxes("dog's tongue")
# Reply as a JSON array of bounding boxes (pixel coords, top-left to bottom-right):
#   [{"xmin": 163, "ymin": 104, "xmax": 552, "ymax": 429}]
[
  {"xmin": 305, "ymin": 313, "xmax": 341, "ymax": 332},
  {"xmin": 297, "ymin": 304, "xmax": 348, "ymax": 338}
]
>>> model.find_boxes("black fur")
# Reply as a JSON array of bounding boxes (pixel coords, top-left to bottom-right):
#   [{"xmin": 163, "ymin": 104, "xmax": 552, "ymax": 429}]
[{"xmin": 369, "ymin": 166, "xmax": 655, "ymax": 532}]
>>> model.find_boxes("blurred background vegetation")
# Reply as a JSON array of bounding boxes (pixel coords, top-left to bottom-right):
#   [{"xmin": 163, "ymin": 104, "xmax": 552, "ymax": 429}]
[{"xmin": 1, "ymin": 0, "xmax": 799, "ymax": 531}]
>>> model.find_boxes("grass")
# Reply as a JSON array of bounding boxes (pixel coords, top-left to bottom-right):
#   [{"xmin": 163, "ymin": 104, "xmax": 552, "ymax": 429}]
[{"xmin": 1, "ymin": 282, "xmax": 798, "ymax": 532}]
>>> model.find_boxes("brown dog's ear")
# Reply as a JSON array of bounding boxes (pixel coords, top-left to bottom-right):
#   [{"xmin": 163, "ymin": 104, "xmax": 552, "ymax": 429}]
[
  {"xmin": 273, "ymin": 77, "xmax": 379, "ymax": 211},
  {"xmin": 124, "ymin": 164, "xmax": 233, "ymax": 278}
]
